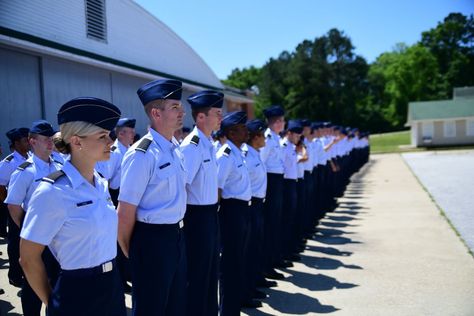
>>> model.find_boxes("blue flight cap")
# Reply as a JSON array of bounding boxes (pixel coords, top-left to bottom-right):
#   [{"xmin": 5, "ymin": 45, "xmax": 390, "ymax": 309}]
[
  {"xmin": 287, "ymin": 120, "xmax": 303, "ymax": 134},
  {"xmin": 221, "ymin": 111, "xmax": 247, "ymax": 130},
  {"xmin": 301, "ymin": 119, "xmax": 311, "ymax": 127},
  {"xmin": 246, "ymin": 119, "xmax": 266, "ymax": 133},
  {"xmin": 137, "ymin": 79, "xmax": 182, "ymax": 105},
  {"xmin": 6, "ymin": 128, "xmax": 29, "ymax": 142},
  {"xmin": 116, "ymin": 118, "xmax": 136, "ymax": 129},
  {"xmin": 323, "ymin": 121, "xmax": 332, "ymax": 128},
  {"xmin": 311, "ymin": 122, "xmax": 323, "ymax": 130},
  {"xmin": 263, "ymin": 105, "xmax": 285, "ymax": 118},
  {"xmin": 57, "ymin": 97, "xmax": 121, "ymax": 131},
  {"xmin": 187, "ymin": 90, "xmax": 224, "ymax": 109},
  {"xmin": 30, "ymin": 120, "xmax": 56, "ymax": 137}
]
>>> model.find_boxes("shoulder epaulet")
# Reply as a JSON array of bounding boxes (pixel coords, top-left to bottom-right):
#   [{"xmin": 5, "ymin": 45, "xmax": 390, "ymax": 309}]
[
  {"xmin": 52, "ymin": 159, "xmax": 63, "ymax": 165},
  {"xmin": 223, "ymin": 147, "xmax": 231, "ymax": 156},
  {"xmin": 17, "ymin": 161, "xmax": 32, "ymax": 171},
  {"xmin": 4, "ymin": 154, "xmax": 14, "ymax": 162},
  {"xmin": 190, "ymin": 135, "xmax": 200, "ymax": 146},
  {"xmin": 41, "ymin": 170, "xmax": 65, "ymax": 184},
  {"xmin": 110, "ymin": 145, "xmax": 117, "ymax": 152},
  {"xmin": 136, "ymin": 138, "xmax": 152, "ymax": 153}
]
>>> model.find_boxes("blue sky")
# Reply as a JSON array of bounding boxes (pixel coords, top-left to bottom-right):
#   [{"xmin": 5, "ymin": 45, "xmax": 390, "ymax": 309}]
[{"xmin": 135, "ymin": 0, "xmax": 473, "ymax": 80}]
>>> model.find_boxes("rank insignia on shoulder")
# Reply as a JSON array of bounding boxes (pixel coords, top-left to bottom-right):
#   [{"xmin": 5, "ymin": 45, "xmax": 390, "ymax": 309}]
[
  {"xmin": 136, "ymin": 138, "xmax": 152, "ymax": 153},
  {"xmin": 190, "ymin": 135, "xmax": 200, "ymax": 146},
  {"xmin": 223, "ymin": 147, "xmax": 231, "ymax": 156},
  {"xmin": 4, "ymin": 154, "xmax": 14, "ymax": 162},
  {"xmin": 42, "ymin": 170, "xmax": 66, "ymax": 184},
  {"xmin": 17, "ymin": 161, "xmax": 32, "ymax": 171}
]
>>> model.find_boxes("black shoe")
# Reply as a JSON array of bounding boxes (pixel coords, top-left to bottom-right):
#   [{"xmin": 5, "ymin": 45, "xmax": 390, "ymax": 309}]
[
  {"xmin": 253, "ymin": 289, "xmax": 268, "ymax": 299},
  {"xmin": 0, "ymin": 288, "xmax": 4, "ymax": 295},
  {"xmin": 287, "ymin": 254, "xmax": 301, "ymax": 262},
  {"xmin": 9, "ymin": 278, "xmax": 22, "ymax": 288},
  {"xmin": 275, "ymin": 260, "xmax": 293, "ymax": 268},
  {"xmin": 241, "ymin": 299, "xmax": 262, "ymax": 309},
  {"xmin": 123, "ymin": 283, "xmax": 132, "ymax": 294},
  {"xmin": 264, "ymin": 270, "xmax": 285, "ymax": 280},
  {"xmin": 257, "ymin": 279, "xmax": 277, "ymax": 288}
]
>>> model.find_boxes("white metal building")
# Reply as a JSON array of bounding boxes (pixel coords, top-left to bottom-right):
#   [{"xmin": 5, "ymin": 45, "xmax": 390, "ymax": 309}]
[{"xmin": 0, "ymin": 0, "xmax": 253, "ymax": 158}]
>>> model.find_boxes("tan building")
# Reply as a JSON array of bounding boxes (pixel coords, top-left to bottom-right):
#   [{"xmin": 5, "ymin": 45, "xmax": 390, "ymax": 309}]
[{"xmin": 406, "ymin": 87, "xmax": 474, "ymax": 147}]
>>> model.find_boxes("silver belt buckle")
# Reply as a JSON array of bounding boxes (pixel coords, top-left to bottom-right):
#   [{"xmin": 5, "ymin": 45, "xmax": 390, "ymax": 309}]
[
  {"xmin": 248, "ymin": 201, "xmax": 252, "ymax": 206},
  {"xmin": 179, "ymin": 220, "xmax": 184, "ymax": 229},
  {"xmin": 262, "ymin": 198, "xmax": 266, "ymax": 203},
  {"xmin": 102, "ymin": 261, "xmax": 113, "ymax": 273}
]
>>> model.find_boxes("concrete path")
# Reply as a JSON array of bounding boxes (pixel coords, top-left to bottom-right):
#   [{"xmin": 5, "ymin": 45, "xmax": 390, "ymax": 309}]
[
  {"xmin": 0, "ymin": 154, "xmax": 473, "ymax": 315},
  {"xmin": 402, "ymin": 150, "xmax": 474, "ymax": 253},
  {"xmin": 243, "ymin": 154, "xmax": 474, "ymax": 316}
]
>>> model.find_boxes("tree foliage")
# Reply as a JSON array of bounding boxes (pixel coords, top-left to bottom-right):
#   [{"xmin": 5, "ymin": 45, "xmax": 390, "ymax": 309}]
[{"xmin": 223, "ymin": 13, "xmax": 474, "ymax": 133}]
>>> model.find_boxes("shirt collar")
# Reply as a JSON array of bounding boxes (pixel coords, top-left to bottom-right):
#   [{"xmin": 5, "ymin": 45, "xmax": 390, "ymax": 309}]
[
  {"xmin": 195, "ymin": 127, "xmax": 213, "ymax": 148},
  {"xmin": 32, "ymin": 153, "xmax": 50, "ymax": 170},
  {"xmin": 116, "ymin": 139, "xmax": 129, "ymax": 153},
  {"xmin": 13, "ymin": 150, "xmax": 27, "ymax": 161},
  {"xmin": 62, "ymin": 161, "xmax": 88, "ymax": 189},
  {"xmin": 149, "ymin": 127, "xmax": 174, "ymax": 151},
  {"xmin": 226, "ymin": 140, "xmax": 242, "ymax": 153}
]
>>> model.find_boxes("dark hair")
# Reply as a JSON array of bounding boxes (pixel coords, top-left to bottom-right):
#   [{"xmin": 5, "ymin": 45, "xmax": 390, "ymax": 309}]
[{"xmin": 191, "ymin": 107, "xmax": 211, "ymax": 121}]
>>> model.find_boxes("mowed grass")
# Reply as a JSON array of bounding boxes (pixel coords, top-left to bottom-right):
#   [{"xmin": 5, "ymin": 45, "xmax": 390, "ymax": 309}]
[{"xmin": 369, "ymin": 130, "xmax": 412, "ymax": 154}]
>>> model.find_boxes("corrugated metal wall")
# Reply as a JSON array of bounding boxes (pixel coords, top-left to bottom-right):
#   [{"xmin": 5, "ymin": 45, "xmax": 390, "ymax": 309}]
[{"xmin": 0, "ymin": 44, "xmax": 195, "ymax": 159}]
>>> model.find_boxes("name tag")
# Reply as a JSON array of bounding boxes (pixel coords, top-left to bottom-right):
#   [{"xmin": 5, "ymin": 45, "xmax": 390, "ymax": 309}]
[
  {"xmin": 237, "ymin": 164, "xmax": 243, "ymax": 168},
  {"xmin": 76, "ymin": 200, "xmax": 93, "ymax": 207},
  {"xmin": 159, "ymin": 162, "xmax": 171, "ymax": 169},
  {"xmin": 203, "ymin": 159, "xmax": 211, "ymax": 163}
]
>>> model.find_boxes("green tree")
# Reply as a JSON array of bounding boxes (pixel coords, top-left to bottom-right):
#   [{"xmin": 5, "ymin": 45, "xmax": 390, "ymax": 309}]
[
  {"xmin": 221, "ymin": 66, "xmax": 261, "ymax": 90},
  {"xmin": 421, "ymin": 13, "xmax": 474, "ymax": 96}
]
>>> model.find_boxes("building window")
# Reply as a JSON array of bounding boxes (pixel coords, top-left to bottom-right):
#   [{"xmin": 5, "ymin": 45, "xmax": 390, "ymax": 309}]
[
  {"xmin": 467, "ymin": 119, "xmax": 474, "ymax": 136},
  {"xmin": 443, "ymin": 121, "xmax": 456, "ymax": 138},
  {"xmin": 422, "ymin": 122, "xmax": 433, "ymax": 137},
  {"xmin": 85, "ymin": 0, "xmax": 107, "ymax": 42}
]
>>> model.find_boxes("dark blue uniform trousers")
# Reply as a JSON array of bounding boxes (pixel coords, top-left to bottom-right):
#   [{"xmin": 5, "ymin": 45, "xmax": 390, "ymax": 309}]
[
  {"xmin": 263, "ymin": 173, "xmax": 284, "ymax": 270},
  {"xmin": 47, "ymin": 259, "xmax": 126, "ymax": 316},
  {"xmin": 219, "ymin": 198, "xmax": 250, "ymax": 316},
  {"xmin": 282, "ymin": 179, "xmax": 297, "ymax": 258},
  {"xmin": 7, "ymin": 214, "xmax": 23, "ymax": 285},
  {"xmin": 130, "ymin": 221, "xmax": 187, "ymax": 316},
  {"xmin": 183, "ymin": 204, "xmax": 219, "ymax": 316},
  {"xmin": 22, "ymin": 247, "xmax": 60, "ymax": 316},
  {"xmin": 243, "ymin": 197, "xmax": 265, "ymax": 301}
]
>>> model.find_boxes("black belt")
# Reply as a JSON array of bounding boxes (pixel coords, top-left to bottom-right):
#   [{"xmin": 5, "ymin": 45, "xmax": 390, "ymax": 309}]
[
  {"xmin": 136, "ymin": 220, "xmax": 184, "ymax": 230},
  {"xmin": 251, "ymin": 197, "xmax": 266, "ymax": 204},
  {"xmin": 61, "ymin": 259, "xmax": 116, "ymax": 277},
  {"xmin": 220, "ymin": 198, "xmax": 252, "ymax": 207}
]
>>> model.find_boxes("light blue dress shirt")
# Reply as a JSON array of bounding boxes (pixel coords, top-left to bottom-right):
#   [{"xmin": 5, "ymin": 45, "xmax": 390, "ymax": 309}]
[
  {"xmin": 242, "ymin": 144, "xmax": 267, "ymax": 199},
  {"xmin": 5, "ymin": 154, "xmax": 62, "ymax": 210},
  {"xmin": 180, "ymin": 127, "xmax": 218, "ymax": 205},
  {"xmin": 260, "ymin": 128, "xmax": 284, "ymax": 174},
  {"xmin": 119, "ymin": 128, "xmax": 187, "ymax": 224},
  {"xmin": 216, "ymin": 141, "xmax": 252, "ymax": 201},
  {"xmin": 21, "ymin": 161, "xmax": 117, "ymax": 270},
  {"xmin": 281, "ymin": 138, "xmax": 298, "ymax": 180},
  {"xmin": 0, "ymin": 151, "xmax": 27, "ymax": 186}
]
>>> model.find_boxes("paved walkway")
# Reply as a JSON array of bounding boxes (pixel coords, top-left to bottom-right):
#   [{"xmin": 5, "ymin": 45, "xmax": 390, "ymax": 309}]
[
  {"xmin": 402, "ymin": 150, "xmax": 474, "ymax": 253},
  {"xmin": 0, "ymin": 154, "xmax": 473, "ymax": 315},
  {"xmin": 243, "ymin": 154, "xmax": 474, "ymax": 316}
]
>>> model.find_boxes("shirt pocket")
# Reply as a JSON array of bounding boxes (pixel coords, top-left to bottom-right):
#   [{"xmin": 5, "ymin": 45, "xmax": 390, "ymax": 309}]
[{"xmin": 149, "ymin": 162, "xmax": 176, "ymax": 198}]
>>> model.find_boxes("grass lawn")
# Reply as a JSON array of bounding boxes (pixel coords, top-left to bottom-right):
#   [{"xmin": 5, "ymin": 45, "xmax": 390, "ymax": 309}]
[{"xmin": 369, "ymin": 130, "xmax": 412, "ymax": 154}]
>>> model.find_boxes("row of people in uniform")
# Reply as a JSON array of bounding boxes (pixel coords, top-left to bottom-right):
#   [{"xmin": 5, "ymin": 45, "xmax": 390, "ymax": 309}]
[{"xmin": 0, "ymin": 78, "xmax": 369, "ymax": 316}]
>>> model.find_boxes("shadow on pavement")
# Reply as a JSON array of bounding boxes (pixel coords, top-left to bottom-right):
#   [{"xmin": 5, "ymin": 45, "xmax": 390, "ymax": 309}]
[
  {"xmin": 319, "ymin": 221, "xmax": 356, "ymax": 228},
  {"xmin": 0, "ymin": 299, "xmax": 21, "ymax": 316},
  {"xmin": 299, "ymin": 254, "xmax": 362, "ymax": 270},
  {"xmin": 313, "ymin": 234, "xmax": 361, "ymax": 246},
  {"xmin": 316, "ymin": 227, "xmax": 354, "ymax": 236},
  {"xmin": 262, "ymin": 289, "xmax": 338, "ymax": 314},
  {"xmin": 326, "ymin": 215, "xmax": 360, "ymax": 222},
  {"xmin": 284, "ymin": 270, "xmax": 358, "ymax": 292},
  {"xmin": 305, "ymin": 245, "xmax": 353, "ymax": 257}
]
